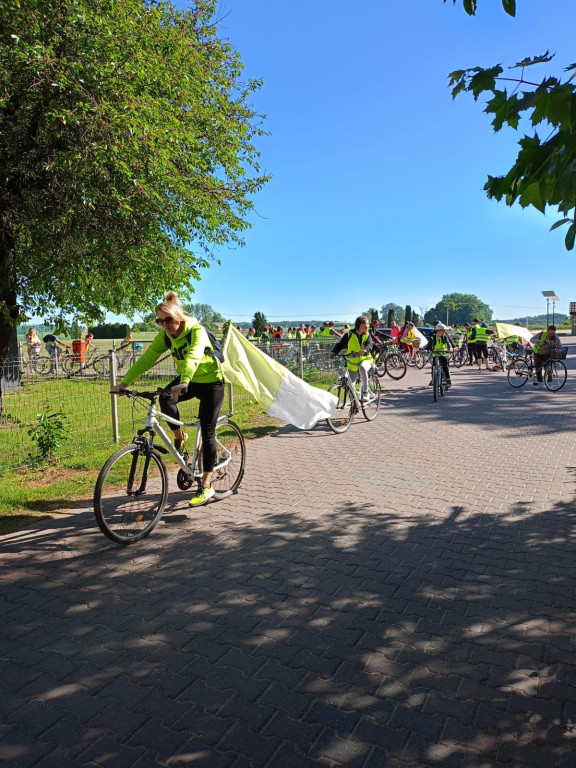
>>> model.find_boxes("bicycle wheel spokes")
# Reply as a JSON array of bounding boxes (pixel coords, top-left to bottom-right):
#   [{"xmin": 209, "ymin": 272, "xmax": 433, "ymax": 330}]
[
  {"xmin": 507, "ymin": 360, "xmax": 530, "ymax": 388},
  {"xmin": 94, "ymin": 445, "xmax": 168, "ymax": 544},
  {"xmin": 362, "ymin": 373, "xmax": 381, "ymax": 421},
  {"xmin": 209, "ymin": 419, "xmax": 246, "ymax": 497},
  {"xmin": 326, "ymin": 382, "xmax": 353, "ymax": 433},
  {"xmin": 544, "ymin": 361, "xmax": 567, "ymax": 391}
]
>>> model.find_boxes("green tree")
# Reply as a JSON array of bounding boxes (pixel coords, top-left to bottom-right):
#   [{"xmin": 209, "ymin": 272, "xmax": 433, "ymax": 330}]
[
  {"xmin": 184, "ymin": 303, "xmax": 225, "ymax": 331},
  {"xmin": 221, "ymin": 318, "xmax": 232, "ymax": 341},
  {"xmin": 0, "ymin": 0, "xmax": 268, "ymax": 401},
  {"xmin": 382, "ymin": 303, "xmax": 404, "ymax": 326},
  {"xmin": 365, "ymin": 307, "xmax": 380, "ymax": 324},
  {"xmin": 386, "ymin": 308, "xmax": 395, "ymax": 327},
  {"xmin": 252, "ymin": 311, "xmax": 267, "ymax": 336},
  {"xmin": 88, "ymin": 322, "xmax": 129, "ymax": 339},
  {"xmin": 405, "ymin": 305, "xmax": 412, "ymax": 324},
  {"xmin": 424, "ymin": 293, "xmax": 492, "ymax": 326},
  {"xmin": 447, "ymin": 0, "xmax": 576, "ymax": 249}
]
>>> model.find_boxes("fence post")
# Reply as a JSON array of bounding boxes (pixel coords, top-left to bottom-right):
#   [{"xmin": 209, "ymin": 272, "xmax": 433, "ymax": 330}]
[
  {"xmin": 228, "ymin": 382, "xmax": 234, "ymax": 414},
  {"xmin": 109, "ymin": 348, "xmax": 119, "ymax": 442},
  {"xmin": 298, "ymin": 339, "xmax": 304, "ymax": 379}
]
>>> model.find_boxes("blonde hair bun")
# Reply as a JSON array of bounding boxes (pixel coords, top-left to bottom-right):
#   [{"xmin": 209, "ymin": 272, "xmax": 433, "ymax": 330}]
[{"xmin": 165, "ymin": 290, "xmax": 180, "ymax": 304}]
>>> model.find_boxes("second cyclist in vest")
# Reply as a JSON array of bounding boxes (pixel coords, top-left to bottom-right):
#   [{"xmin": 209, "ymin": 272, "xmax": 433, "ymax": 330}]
[{"xmin": 331, "ymin": 315, "xmax": 375, "ymax": 402}]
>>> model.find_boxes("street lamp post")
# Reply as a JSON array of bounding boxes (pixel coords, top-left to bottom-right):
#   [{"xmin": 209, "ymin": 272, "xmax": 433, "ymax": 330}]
[{"xmin": 542, "ymin": 291, "xmax": 559, "ymax": 327}]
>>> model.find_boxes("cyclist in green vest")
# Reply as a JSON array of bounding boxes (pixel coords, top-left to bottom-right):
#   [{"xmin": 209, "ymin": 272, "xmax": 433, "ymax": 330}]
[
  {"xmin": 425, "ymin": 323, "xmax": 454, "ymax": 388},
  {"xmin": 464, "ymin": 322, "xmax": 476, "ymax": 366},
  {"xmin": 246, "ymin": 327, "xmax": 259, "ymax": 343},
  {"xmin": 451, "ymin": 324, "xmax": 463, "ymax": 347},
  {"xmin": 112, "ymin": 290, "xmax": 224, "ymax": 508},
  {"xmin": 331, "ymin": 315, "xmax": 375, "ymax": 401},
  {"xmin": 530, "ymin": 325, "xmax": 564, "ymax": 387},
  {"xmin": 471, "ymin": 321, "xmax": 490, "ymax": 371}
]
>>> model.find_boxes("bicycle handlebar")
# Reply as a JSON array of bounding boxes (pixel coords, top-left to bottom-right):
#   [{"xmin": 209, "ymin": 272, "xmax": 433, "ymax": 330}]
[{"xmin": 112, "ymin": 385, "xmax": 188, "ymax": 400}]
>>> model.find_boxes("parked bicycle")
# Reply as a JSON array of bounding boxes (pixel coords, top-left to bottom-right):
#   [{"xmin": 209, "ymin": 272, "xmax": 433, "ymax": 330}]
[
  {"xmin": 19, "ymin": 353, "xmax": 52, "ymax": 375},
  {"xmin": 326, "ymin": 354, "xmax": 381, "ymax": 433},
  {"xmin": 373, "ymin": 340, "xmax": 407, "ymax": 380},
  {"xmin": 507, "ymin": 347, "xmax": 568, "ymax": 391},
  {"xmin": 94, "ymin": 387, "xmax": 246, "ymax": 544}
]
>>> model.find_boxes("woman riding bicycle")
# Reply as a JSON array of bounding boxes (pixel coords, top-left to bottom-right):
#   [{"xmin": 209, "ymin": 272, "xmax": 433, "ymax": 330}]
[
  {"xmin": 331, "ymin": 315, "xmax": 375, "ymax": 401},
  {"xmin": 111, "ymin": 291, "xmax": 225, "ymax": 507}
]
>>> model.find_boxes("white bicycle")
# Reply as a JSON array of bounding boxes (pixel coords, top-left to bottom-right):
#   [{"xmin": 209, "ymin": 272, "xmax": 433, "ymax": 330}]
[{"xmin": 94, "ymin": 388, "xmax": 245, "ymax": 545}]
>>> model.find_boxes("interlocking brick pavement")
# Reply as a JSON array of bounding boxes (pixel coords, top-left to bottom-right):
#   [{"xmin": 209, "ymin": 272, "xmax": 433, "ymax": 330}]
[{"xmin": 2, "ymin": 344, "xmax": 576, "ymax": 767}]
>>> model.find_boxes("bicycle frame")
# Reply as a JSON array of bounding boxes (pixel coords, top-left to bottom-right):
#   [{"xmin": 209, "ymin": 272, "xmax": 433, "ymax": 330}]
[{"xmin": 134, "ymin": 394, "xmax": 234, "ymax": 482}]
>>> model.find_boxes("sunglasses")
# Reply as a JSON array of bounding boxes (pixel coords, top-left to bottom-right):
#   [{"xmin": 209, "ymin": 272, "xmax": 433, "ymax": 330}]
[{"xmin": 155, "ymin": 316, "xmax": 175, "ymax": 326}]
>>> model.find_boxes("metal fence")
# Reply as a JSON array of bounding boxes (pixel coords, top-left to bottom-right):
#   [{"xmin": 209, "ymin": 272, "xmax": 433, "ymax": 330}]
[{"xmin": 0, "ymin": 339, "xmax": 337, "ymax": 474}]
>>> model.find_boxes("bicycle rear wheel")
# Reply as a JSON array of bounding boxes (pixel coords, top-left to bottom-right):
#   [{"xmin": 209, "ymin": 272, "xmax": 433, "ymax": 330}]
[
  {"xmin": 94, "ymin": 444, "xmax": 168, "ymax": 545},
  {"xmin": 384, "ymin": 353, "xmax": 407, "ymax": 380},
  {"xmin": 544, "ymin": 361, "xmax": 567, "ymax": 391},
  {"xmin": 35, "ymin": 356, "xmax": 52, "ymax": 375},
  {"xmin": 326, "ymin": 382, "xmax": 353, "ymax": 433},
  {"xmin": 507, "ymin": 360, "xmax": 530, "ymax": 388},
  {"xmin": 362, "ymin": 372, "xmax": 381, "ymax": 421},
  {"xmin": 432, "ymin": 366, "xmax": 438, "ymax": 402},
  {"xmin": 198, "ymin": 419, "xmax": 246, "ymax": 497}
]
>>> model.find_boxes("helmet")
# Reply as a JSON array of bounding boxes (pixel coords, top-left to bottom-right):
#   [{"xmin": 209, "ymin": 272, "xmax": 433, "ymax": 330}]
[{"xmin": 435, "ymin": 322, "xmax": 449, "ymax": 331}]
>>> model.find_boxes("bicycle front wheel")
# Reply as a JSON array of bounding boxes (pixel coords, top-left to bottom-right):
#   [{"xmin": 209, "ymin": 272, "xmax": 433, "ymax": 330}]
[
  {"xmin": 198, "ymin": 419, "xmax": 246, "ymax": 498},
  {"xmin": 432, "ymin": 366, "xmax": 438, "ymax": 402},
  {"xmin": 507, "ymin": 360, "xmax": 530, "ymax": 388},
  {"xmin": 385, "ymin": 353, "xmax": 407, "ymax": 380},
  {"xmin": 326, "ymin": 382, "xmax": 353, "ymax": 433},
  {"xmin": 94, "ymin": 444, "xmax": 168, "ymax": 545},
  {"xmin": 362, "ymin": 373, "xmax": 381, "ymax": 421},
  {"xmin": 544, "ymin": 360, "xmax": 567, "ymax": 392}
]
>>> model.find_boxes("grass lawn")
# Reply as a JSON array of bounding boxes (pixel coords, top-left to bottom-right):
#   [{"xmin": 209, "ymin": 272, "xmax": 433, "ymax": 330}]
[{"xmin": 0, "ymin": 387, "xmax": 282, "ymax": 536}]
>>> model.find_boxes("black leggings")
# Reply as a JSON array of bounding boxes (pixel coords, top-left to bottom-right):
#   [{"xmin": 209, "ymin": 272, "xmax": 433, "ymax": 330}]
[
  {"xmin": 159, "ymin": 378, "xmax": 225, "ymax": 473},
  {"xmin": 437, "ymin": 355, "xmax": 450, "ymax": 380}
]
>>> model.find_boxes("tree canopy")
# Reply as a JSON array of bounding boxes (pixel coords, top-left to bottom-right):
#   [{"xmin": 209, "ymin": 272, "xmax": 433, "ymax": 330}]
[
  {"xmin": 0, "ymin": 0, "xmax": 268, "ymax": 364},
  {"xmin": 423, "ymin": 293, "xmax": 493, "ymax": 326},
  {"xmin": 447, "ymin": 0, "xmax": 576, "ymax": 249}
]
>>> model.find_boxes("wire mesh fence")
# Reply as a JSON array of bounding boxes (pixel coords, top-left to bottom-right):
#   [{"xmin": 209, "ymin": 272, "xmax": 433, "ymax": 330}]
[{"xmin": 0, "ymin": 339, "xmax": 339, "ymax": 474}]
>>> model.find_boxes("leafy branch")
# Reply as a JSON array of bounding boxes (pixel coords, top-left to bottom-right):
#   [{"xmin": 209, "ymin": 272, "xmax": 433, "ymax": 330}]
[
  {"xmin": 445, "ymin": 0, "xmax": 516, "ymax": 17},
  {"xmin": 449, "ymin": 53, "xmax": 576, "ymax": 250}
]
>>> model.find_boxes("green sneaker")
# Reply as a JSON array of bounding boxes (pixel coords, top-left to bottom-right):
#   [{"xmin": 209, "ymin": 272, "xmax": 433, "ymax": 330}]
[
  {"xmin": 189, "ymin": 485, "xmax": 215, "ymax": 507},
  {"xmin": 174, "ymin": 432, "xmax": 189, "ymax": 462}
]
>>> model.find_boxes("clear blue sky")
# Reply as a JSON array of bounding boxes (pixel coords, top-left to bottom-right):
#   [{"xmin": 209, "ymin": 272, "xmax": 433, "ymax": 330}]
[{"xmin": 129, "ymin": 1, "xmax": 576, "ymax": 324}]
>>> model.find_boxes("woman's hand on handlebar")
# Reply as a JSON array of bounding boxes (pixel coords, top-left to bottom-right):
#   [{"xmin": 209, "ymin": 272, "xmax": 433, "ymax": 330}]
[
  {"xmin": 111, "ymin": 384, "xmax": 128, "ymax": 396},
  {"xmin": 172, "ymin": 383, "xmax": 188, "ymax": 401}
]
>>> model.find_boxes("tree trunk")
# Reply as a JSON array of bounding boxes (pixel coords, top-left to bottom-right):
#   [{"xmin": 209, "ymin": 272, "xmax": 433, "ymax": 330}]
[{"xmin": 0, "ymin": 231, "xmax": 19, "ymax": 418}]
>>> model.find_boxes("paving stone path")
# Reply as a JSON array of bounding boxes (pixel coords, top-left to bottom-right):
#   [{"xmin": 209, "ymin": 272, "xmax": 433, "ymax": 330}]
[{"xmin": 2, "ymin": 348, "xmax": 576, "ymax": 767}]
